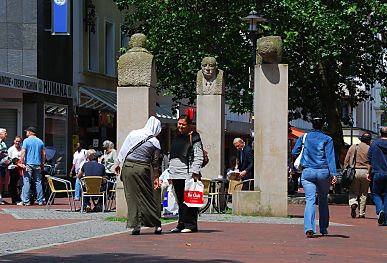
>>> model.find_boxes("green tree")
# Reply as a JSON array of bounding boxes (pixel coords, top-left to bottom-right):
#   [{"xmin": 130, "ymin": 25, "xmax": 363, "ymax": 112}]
[{"xmin": 115, "ymin": 0, "xmax": 386, "ymax": 151}]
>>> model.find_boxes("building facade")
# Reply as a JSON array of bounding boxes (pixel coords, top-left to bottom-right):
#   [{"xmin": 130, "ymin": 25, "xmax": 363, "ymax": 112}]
[{"xmin": 0, "ymin": 0, "xmax": 124, "ymax": 175}]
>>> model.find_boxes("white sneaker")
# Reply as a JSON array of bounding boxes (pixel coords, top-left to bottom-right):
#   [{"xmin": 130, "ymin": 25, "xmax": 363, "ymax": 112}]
[{"xmin": 16, "ymin": 202, "xmax": 24, "ymax": 206}]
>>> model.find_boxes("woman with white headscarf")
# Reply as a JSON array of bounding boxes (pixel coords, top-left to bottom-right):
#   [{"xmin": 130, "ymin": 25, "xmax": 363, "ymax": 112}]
[{"xmin": 115, "ymin": 116, "xmax": 162, "ymax": 235}]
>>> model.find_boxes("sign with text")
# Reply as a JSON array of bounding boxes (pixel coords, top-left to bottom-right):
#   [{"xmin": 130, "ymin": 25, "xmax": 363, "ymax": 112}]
[
  {"xmin": 0, "ymin": 71, "xmax": 73, "ymax": 98},
  {"xmin": 52, "ymin": 0, "xmax": 71, "ymax": 35}
]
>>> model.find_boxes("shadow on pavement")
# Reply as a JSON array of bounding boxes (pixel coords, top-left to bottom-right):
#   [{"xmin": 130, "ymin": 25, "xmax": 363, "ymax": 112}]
[
  {"xmin": 1, "ymin": 253, "xmax": 242, "ymax": 263},
  {"xmin": 315, "ymin": 234, "xmax": 350, "ymax": 239}
]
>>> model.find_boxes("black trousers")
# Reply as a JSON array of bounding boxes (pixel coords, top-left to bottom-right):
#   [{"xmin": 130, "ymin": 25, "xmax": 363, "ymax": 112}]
[
  {"xmin": 9, "ymin": 168, "xmax": 22, "ymax": 203},
  {"xmin": 172, "ymin": 179, "xmax": 198, "ymax": 231}
]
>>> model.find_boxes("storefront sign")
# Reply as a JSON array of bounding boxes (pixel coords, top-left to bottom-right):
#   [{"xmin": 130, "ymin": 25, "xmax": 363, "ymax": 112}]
[
  {"xmin": 0, "ymin": 71, "xmax": 72, "ymax": 98},
  {"xmin": 52, "ymin": 0, "xmax": 71, "ymax": 35}
]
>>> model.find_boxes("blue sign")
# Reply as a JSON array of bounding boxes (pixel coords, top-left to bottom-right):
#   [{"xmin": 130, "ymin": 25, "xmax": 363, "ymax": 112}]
[{"xmin": 52, "ymin": 0, "xmax": 70, "ymax": 35}]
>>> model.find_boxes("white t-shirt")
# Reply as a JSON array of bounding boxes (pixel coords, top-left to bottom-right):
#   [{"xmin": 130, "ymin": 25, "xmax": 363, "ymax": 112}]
[
  {"xmin": 7, "ymin": 145, "xmax": 21, "ymax": 170},
  {"xmin": 72, "ymin": 149, "xmax": 87, "ymax": 173}
]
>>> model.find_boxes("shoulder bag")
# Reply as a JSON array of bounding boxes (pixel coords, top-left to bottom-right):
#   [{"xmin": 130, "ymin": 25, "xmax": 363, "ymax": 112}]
[
  {"xmin": 294, "ymin": 133, "xmax": 307, "ymax": 171},
  {"xmin": 341, "ymin": 145, "xmax": 358, "ymax": 188}
]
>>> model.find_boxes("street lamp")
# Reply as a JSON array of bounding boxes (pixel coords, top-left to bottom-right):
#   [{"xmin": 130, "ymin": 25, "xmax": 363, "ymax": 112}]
[{"xmin": 242, "ymin": 10, "xmax": 267, "ymax": 66}]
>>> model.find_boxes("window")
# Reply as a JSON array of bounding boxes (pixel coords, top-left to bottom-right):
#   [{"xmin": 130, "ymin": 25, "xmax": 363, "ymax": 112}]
[
  {"xmin": 44, "ymin": 104, "xmax": 68, "ymax": 175},
  {"xmin": 105, "ymin": 21, "xmax": 115, "ymax": 76},
  {"xmin": 88, "ymin": 17, "xmax": 99, "ymax": 72},
  {"xmin": 120, "ymin": 25, "xmax": 129, "ymax": 54}
]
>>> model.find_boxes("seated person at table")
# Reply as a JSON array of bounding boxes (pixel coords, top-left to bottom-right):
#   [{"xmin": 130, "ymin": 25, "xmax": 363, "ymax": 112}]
[{"xmin": 77, "ymin": 149, "xmax": 106, "ymax": 212}]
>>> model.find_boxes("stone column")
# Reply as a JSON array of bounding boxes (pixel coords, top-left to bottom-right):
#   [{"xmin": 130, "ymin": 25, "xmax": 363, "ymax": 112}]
[
  {"xmin": 196, "ymin": 57, "xmax": 225, "ymax": 179},
  {"xmin": 233, "ymin": 37, "xmax": 288, "ymax": 217},
  {"xmin": 116, "ymin": 33, "xmax": 157, "ymax": 217}
]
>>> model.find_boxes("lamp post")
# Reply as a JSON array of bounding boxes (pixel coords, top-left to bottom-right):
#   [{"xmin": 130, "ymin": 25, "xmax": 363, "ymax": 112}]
[{"xmin": 242, "ymin": 10, "xmax": 267, "ymax": 66}]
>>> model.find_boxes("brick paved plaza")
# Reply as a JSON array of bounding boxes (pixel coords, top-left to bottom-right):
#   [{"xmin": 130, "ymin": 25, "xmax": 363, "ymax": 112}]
[{"xmin": 0, "ymin": 199, "xmax": 386, "ymax": 262}]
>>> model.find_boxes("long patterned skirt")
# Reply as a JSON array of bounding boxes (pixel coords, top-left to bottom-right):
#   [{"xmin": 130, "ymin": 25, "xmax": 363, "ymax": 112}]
[{"xmin": 121, "ymin": 160, "xmax": 161, "ymax": 229}]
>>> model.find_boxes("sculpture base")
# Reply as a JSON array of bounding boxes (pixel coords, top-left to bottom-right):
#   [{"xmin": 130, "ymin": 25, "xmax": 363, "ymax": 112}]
[{"xmin": 232, "ymin": 191, "xmax": 287, "ymax": 217}]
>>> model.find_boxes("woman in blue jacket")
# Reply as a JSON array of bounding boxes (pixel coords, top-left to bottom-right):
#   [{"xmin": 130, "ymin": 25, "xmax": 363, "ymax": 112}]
[{"xmin": 292, "ymin": 117, "xmax": 337, "ymax": 238}]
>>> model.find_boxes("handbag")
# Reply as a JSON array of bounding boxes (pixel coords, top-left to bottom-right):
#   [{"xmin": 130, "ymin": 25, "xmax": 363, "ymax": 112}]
[
  {"xmin": 341, "ymin": 145, "xmax": 358, "ymax": 188},
  {"xmin": 183, "ymin": 178, "xmax": 204, "ymax": 207},
  {"xmin": 294, "ymin": 133, "xmax": 307, "ymax": 171}
]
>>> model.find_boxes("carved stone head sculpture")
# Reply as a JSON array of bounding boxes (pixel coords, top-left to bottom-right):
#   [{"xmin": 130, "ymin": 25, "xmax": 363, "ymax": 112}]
[
  {"xmin": 256, "ymin": 36, "xmax": 283, "ymax": 64},
  {"xmin": 201, "ymin": 57, "xmax": 218, "ymax": 81},
  {"xmin": 197, "ymin": 56, "xmax": 224, "ymax": 95},
  {"xmin": 117, "ymin": 33, "xmax": 155, "ymax": 87},
  {"xmin": 128, "ymin": 33, "xmax": 148, "ymax": 50}
]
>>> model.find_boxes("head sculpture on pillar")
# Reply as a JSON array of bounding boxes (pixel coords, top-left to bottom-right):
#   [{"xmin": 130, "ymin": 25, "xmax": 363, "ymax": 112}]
[
  {"xmin": 256, "ymin": 36, "xmax": 283, "ymax": 64},
  {"xmin": 197, "ymin": 56, "xmax": 224, "ymax": 95},
  {"xmin": 128, "ymin": 33, "xmax": 149, "ymax": 51},
  {"xmin": 117, "ymin": 33, "xmax": 156, "ymax": 87}
]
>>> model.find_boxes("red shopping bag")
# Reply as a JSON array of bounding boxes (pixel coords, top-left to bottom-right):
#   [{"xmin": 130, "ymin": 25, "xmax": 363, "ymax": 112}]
[{"xmin": 184, "ymin": 178, "xmax": 204, "ymax": 207}]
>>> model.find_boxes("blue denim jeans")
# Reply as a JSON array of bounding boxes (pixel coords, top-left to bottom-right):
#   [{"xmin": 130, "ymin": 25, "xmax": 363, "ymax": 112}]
[
  {"xmin": 301, "ymin": 168, "xmax": 331, "ymax": 234},
  {"xmin": 22, "ymin": 165, "xmax": 44, "ymax": 204},
  {"xmin": 74, "ymin": 177, "xmax": 81, "ymax": 200},
  {"xmin": 372, "ymin": 173, "xmax": 387, "ymax": 223}
]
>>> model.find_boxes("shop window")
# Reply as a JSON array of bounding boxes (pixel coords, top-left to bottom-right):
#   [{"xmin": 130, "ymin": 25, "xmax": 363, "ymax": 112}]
[{"xmin": 44, "ymin": 104, "xmax": 68, "ymax": 175}]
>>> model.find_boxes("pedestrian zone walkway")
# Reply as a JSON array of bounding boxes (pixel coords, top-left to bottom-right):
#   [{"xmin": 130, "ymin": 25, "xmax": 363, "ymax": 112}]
[{"xmin": 0, "ymin": 199, "xmax": 386, "ymax": 262}]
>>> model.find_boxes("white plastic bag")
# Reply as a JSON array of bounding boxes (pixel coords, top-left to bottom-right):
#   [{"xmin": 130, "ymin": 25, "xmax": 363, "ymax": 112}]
[
  {"xmin": 184, "ymin": 178, "xmax": 204, "ymax": 207},
  {"xmin": 294, "ymin": 133, "xmax": 307, "ymax": 171}
]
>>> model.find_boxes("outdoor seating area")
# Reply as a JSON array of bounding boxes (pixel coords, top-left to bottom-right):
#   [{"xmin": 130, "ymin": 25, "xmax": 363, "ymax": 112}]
[{"xmin": 44, "ymin": 175, "xmax": 116, "ymax": 213}]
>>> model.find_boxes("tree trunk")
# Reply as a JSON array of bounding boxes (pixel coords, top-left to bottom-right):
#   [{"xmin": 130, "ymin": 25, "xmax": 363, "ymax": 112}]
[{"xmin": 318, "ymin": 62, "xmax": 344, "ymax": 166}]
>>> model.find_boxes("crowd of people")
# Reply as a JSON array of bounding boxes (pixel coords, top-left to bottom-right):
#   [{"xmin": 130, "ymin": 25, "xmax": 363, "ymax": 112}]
[
  {"xmin": 1, "ymin": 115, "xmax": 387, "ymax": 239},
  {"xmin": 0, "ymin": 126, "xmax": 45, "ymax": 206}
]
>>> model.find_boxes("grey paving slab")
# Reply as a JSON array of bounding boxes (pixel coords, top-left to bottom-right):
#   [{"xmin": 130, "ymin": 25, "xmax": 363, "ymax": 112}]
[{"xmin": 0, "ymin": 219, "xmax": 126, "ymax": 256}]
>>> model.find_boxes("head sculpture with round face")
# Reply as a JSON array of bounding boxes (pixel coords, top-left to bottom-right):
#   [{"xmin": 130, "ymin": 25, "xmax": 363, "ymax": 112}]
[
  {"xmin": 201, "ymin": 57, "xmax": 218, "ymax": 81},
  {"xmin": 129, "ymin": 33, "xmax": 148, "ymax": 49}
]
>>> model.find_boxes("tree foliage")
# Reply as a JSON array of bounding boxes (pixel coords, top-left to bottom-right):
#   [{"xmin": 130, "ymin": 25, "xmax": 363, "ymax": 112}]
[
  {"xmin": 115, "ymin": 0, "xmax": 386, "ymax": 149},
  {"xmin": 115, "ymin": 0, "xmax": 254, "ymax": 112}
]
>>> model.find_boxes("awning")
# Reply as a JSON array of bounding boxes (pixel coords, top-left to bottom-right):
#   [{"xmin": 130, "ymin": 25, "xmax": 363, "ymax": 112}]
[
  {"xmin": 289, "ymin": 127, "xmax": 306, "ymax": 139},
  {"xmin": 79, "ymin": 86, "xmax": 116, "ymax": 112},
  {"xmin": 78, "ymin": 86, "xmax": 177, "ymax": 120}
]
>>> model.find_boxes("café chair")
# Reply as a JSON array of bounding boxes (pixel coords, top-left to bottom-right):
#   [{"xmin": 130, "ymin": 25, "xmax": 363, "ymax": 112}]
[
  {"xmin": 200, "ymin": 177, "xmax": 219, "ymax": 214},
  {"xmin": 45, "ymin": 175, "xmax": 76, "ymax": 211},
  {"xmin": 80, "ymin": 176, "xmax": 105, "ymax": 213}
]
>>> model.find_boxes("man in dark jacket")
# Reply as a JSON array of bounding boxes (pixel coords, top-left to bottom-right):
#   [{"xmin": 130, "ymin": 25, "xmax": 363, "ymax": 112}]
[
  {"xmin": 368, "ymin": 127, "xmax": 387, "ymax": 226},
  {"xmin": 233, "ymin": 138, "xmax": 254, "ymax": 190}
]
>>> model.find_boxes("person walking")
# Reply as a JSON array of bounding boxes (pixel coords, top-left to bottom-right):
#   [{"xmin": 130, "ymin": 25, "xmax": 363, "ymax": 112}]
[
  {"xmin": 19, "ymin": 126, "xmax": 46, "ymax": 206},
  {"xmin": 0, "ymin": 128, "xmax": 10, "ymax": 205},
  {"xmin": 69, "ymin": 142, "xmax": 87, "ymax": 201},
  {"xmin": 233, "ymin": 138, "xmax": 254, "ymax": 190},
  {"xmin": 115, "ymin": 116, "xmax": 162, "ymax": 235},
  {"xmin": 367, "ymin": 127, "xmax": 387, "ymax": 226},
  {"xmin": 7, "ymin": 136, "xmax": 23, "ymax": 204},
  {"xmin": 169, "ymin": 115, "xmax": 204, "ymax": 233},
  {"xmin": 292, "ymin": 117, "xmax": 337, "ymax": 238},
  {"xmin": 345, "ymin": 133, "xmax": 371, "ymax": 218}
]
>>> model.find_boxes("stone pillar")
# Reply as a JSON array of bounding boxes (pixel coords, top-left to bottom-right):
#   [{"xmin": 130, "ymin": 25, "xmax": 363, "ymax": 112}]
[
  {"xmin": 233, "ymin": 64, "xmax": 288, "ymax": 216},
  {"xmin": 233, "ymin": 36, "xmax": 288, "ymax": 217},
  {"xmin": 196, "ymin": 57, "xmax": 225, "ymax": 179},
  {"xmin": 116, "ymin": 33, "xmax": 157, "ymax": 217}
]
